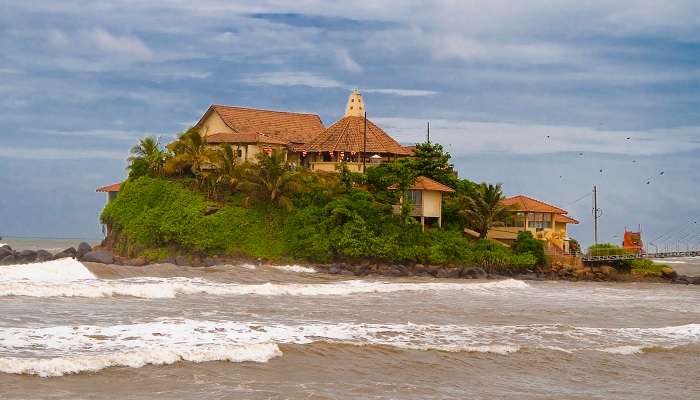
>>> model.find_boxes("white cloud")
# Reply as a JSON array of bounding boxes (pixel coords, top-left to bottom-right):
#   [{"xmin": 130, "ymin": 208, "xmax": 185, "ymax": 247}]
[
  {"xmin": 241, "ymin": 72, "xmax": 437, "ymax": 96},
  {"xmin": 38, "ymin": 129, "xmax": 149, "ymax": 141},
  {"xmin": 334, "ymin": 48, "xmax": 362, "ymax": 73},
  {"xmin": 241, "ymin": 72, "xmax": 344, "ymax": 88},
  {"xmin": 364, "ymin": 88, "xmax": 437, "ymax": 97},
  {"xmin": 374, "ymin": 117, "xmax": 700, "ymax": 156},
  {"xmin": 88, "ymin": 29, "xmax": 153, "ymax": 60},
  {"xmin": 0, "ymin": 147, "xmax": 126, "ymax": 160},
  {"xmin": 432, "ymin": 36, "xmax": 574, "ymax": 64}
]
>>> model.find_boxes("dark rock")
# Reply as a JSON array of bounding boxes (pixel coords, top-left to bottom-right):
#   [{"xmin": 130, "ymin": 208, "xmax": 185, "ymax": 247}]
[
  {"xmin": 17, "ymin": 250, "xmax": 37, "ymax": 263},
  {"xmin": 660, "ymin": 267, "xmax": 677, "ymax": 280},
  {"xmin": 203, "ymin": 257, "xmax": 218, "ymax": 267},
  {"xmin": 174, "ymin": 256, "xmax": 190, "ymax": 266},
  {"xmin": 1, "ymin": 254, "xmax": 17, "ymax": 265},
  {"xmin": 339, "ymin": 269, "xmax": 356, "ymax": 276},
  {"xmin": 436, "ymin": 266, "xmax": 462, "ymax": 278},
  {"xmin": 461, "ymin": 267, "xmax": 487, "ymax": 279},
  {"xmin": 54, "ymin": 247, "xmax": 77, "ymax": 259},
  {"xmin": 81, "ymin": 250, "xmax": 114, "ymax": 264},
  {"xmin": 690, "ymin": 276, "xmax": 700, "ymax": 285},
  {"xmin": 0, "ymin": 246, "xmax": 12, "ymax": 258},
  {"xmin": 35, "ymin": 249, "xmax": 53, "ymax": 262},
  {"xmin": 125, "ymin": 257, "xmax": 147, "ymax": 267},
  {"xmin": 329, "ymin": 266, "xmax": 341, "ymax": 274},
  {"xmin": 76, "ymin": 242, "xmax": 93, "ymax": 259}
]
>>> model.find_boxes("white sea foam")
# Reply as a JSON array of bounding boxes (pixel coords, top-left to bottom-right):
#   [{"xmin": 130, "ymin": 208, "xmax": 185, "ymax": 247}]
[
  {"xmin": 598, "ymin": 345, "xmax": 646, "ymax": 355},
  {"xmin": 0, "ymin": 343, "xmax": 281, "ymax": 377},
  {"xmin": 270, "ymin": 264, "xmax": 317, "ymax": 273},
  {"xmin": 0, "ymin": 258, "xmax": 96, "ymax": 282},
  {"xmin": 0, "ymin": 276, "xmax": 530, "ymax": 299},
  {"xmin": 2, "ymin": 319, "xmax": 698, "ymax": 376}
]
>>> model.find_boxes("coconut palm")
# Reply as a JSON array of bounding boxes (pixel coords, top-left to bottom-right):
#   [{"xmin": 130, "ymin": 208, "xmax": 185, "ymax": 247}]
[
  {"xmin": 240, "ymin": 150, "xmax": 300, "ymax": 209},
  {"xmin": 163, "ymin": 128, "xmax": 215, "ymax": 183},
  {"xmin": 128, "ymin": 136, "xmax": 165, "ymax": 177},
  {"xmin": 459, "ymin": 182, "xmax": 509, "ymax": 238},
  {"xmin": 212, "ymin": 144, "xmax": 241, "ymax": 193}
]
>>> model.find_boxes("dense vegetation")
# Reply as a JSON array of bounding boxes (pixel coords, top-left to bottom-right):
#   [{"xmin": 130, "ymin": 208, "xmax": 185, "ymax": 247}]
[{"xmin": 101, "ymin": 133, "xmax": 545, "ymax": 271}]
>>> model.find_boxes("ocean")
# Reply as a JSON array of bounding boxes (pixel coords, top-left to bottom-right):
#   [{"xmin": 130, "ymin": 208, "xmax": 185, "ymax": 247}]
[{"xmin": 0, "ymin": 242, "xmax": 699, "ymax": 398}]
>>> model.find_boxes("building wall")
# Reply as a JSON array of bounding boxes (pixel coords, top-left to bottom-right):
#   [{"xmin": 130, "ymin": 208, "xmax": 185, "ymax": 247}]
[
  {"xmin": 421, "ymin": 191, "xmax": 442, "ymax": 218},
  {"xmin": 199, "ymin": 112, "xmax": 233, "ymax": 137}
]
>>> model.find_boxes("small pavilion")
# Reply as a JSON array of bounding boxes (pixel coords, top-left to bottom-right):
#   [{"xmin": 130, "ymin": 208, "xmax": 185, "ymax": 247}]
[{"xmin": 302, "ymin": 89, "xmax": 411, "ymax": 172}]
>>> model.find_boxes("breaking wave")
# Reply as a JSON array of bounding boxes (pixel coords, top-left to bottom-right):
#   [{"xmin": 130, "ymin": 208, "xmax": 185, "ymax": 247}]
[
  {"xmin": 2, "ymin": 319, "xmax": 698, "ymax": 376},
  {"xmin": 270, "ymin": 265, "xmax": 317, "ymax": 273},
  {"xmin": 0, "ymin": 343, "xmax": 281, "ymax": 377},
  {"xmin": 0, "ymin": 258, "xmax": 96, "ymax": 282},
  {"xmin": 0, "ymin": 268, "xmax": 529, "ymax": 299}
]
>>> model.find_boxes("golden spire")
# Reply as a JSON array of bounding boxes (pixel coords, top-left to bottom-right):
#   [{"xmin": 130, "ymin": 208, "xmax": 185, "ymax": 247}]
[{"xmin": 344, "ymin": 88, "xmax": 365, "ymax": 117}]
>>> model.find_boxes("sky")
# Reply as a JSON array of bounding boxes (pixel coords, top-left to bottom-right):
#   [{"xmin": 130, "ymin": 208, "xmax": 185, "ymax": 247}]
[{"xmin": 1, "ymin": 1, "xmax": 699, "ymax": 248}]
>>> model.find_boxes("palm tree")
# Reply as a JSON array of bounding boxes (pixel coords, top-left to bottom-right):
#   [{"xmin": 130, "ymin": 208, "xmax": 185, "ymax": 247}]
[
  {"xmin": 240, "ymin": 150, "xmax": 300, "ymax": 209},
  {"xmin": 128, "ymin": 136, "xmax": 165, "ymax": 176},
  {"xmin": 212, "ymin": 144, "xmax": 241, "ymax": 193},
  {"xmin": 459, "ymin": 183, "xmax": 509, "ymax": 238},
  {"xmin": 163, "ymin": 128, "xmax": 215, "ymax": 183}
]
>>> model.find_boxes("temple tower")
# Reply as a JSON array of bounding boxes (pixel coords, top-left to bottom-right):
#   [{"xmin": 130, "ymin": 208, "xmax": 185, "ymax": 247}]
[{"xmin": 344, "ymin": 88, "xmax": 365, "ymax": 117}]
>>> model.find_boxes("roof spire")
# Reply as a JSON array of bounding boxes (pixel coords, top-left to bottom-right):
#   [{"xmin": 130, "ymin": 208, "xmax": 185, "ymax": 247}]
[{"xmin": 344, "ymin": 88, "xmax": 365, "ymax": 117}]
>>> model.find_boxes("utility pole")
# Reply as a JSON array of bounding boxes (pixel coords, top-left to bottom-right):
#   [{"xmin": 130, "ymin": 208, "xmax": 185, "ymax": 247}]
[
  {"xmin": 592, "ymin": 185, "xmax": 600, "ymax": 245},
  {"xmin": 363, "ymin": 111, "xmax": 367, "ymax": 173},
  {"xmin": 427, "ymin": 121, "xmax": 430, "ymax": 143}
]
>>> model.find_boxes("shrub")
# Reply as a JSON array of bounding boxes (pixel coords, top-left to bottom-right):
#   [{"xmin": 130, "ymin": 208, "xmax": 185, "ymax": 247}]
[{"xmin": 512, "ymin": 231, "xmax": 546, "ymax": 266}]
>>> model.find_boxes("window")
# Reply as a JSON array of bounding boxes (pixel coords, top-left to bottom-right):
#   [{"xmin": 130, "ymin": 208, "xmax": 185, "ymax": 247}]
[
  {"xmin": 235, "ymin": 149, "xmax": 242, "ymax": 158},
  {"xmin": 528, "ymin": 212, "xmax": 552, "ymax": 229},
  {"xmin": 407, "ymin": 190, "xmax": 422, "ymax": 205}
]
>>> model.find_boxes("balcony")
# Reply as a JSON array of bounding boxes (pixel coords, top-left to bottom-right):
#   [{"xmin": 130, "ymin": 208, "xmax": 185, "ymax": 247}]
[
  {"xmin": 392, "ymin": 204, "xmax": 424, "ymax": 216},
  {"xmin": 310, "ymin": 162, "xmax": 365, "ymax": 173}
]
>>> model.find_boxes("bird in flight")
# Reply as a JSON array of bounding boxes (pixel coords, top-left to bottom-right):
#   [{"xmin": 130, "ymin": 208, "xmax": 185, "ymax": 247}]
[{"xmin": 660, "ymin": 171, "xmax": 665, "ymax": 176}]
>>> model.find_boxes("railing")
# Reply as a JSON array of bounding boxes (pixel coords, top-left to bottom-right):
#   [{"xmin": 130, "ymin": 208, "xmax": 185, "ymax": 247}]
[
  {"xmin": 392, "ymin": 204, "xmax": 424, "ymax": 216},
  {"xmin": 310, "ymin": 162, "xmax": 365, "ymax": 173},
  {"xmin": 579, "ymin": 248, "xmax": 700, "ymax": 262}
]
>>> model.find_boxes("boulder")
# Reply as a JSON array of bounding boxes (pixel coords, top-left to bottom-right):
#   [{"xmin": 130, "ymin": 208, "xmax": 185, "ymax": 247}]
[
  {"xmin": 76, "ymin": 242, "xmax": 93, "ymax": 259},
  {"xmin": 125, "ymin": 257, "xmax": 147, "ymax": 267},
  {"xmin": 461, "ymin": 267, "xmax": 487, "ymax": 279},
  {"xmin": 339, "ymin": 269, "xmax": 356, "ymax": 276},
  {"xmin": 174, "ymin": 256, "xmax": 190, "ymax": 267},
  {"xmin": 436, "ymin": 266, "xmax": 462, "ymax": 278},
  {"xmin": 203, "ymin": 257, "xmax": 218, "ymax": 267},
  {"xmin": 35, "ymin": 249, "xmax": 53, "ymax": 262},
  {"xmin": 690, "ymin": 276, "xmax": 700, "ymax": 285},
  {"xmin": 1, "ymin": 254, "xmax": 17, "ymax": 265},
  {"xmin": 0, "ymin": 246, "xmax": 12, "ymax": 258},
  {"xmin": 54, "ymin": 247, "xmax": 77, "ymax": 259},
  {"xmin": 328, "ymin": 265, "xmax": 341, "ymax": 274},
  {"xmin": 597, "ymin": 265, "xmax": 616, "ymax": 276},
  {"xmin": 81, "ymin": 250, "xmax": 114, "ymax": 264},
  {"xmin": 661, "ymin": 267, "xmax": 677, "ymax": 280},
  {"xmin": 17, "ymin": 250, "xmax": 37, "ymax": 264}
]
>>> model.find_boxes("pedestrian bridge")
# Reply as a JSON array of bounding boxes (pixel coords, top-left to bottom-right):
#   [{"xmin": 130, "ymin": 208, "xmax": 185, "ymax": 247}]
[{"xmin": 580, "ymin": 250, "xmax": 700, "ymax": 262}]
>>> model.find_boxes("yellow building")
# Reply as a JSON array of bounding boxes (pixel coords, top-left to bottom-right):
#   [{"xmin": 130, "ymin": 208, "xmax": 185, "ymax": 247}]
[
  {"xmin": 392, "ymin": 176, "xmax": 455, "ymax": 230},
  {"xmin": 194, "ymin": 104, "xmax": 325, "ymax": 165},
  {"xmin": 486, "ymin": 195, "xmax": 579, "ymax": 253}
]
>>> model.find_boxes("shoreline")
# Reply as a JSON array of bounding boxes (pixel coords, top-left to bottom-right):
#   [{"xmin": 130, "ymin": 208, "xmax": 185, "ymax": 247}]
[{"xmin": 3, "ymin": 241, "xmax": 700, "ymax": 285}]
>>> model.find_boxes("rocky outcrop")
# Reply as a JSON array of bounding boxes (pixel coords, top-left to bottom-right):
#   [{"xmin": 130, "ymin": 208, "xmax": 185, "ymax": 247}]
[
  {"xmin": 77, "ymin": 242, "xmax": 93, "ymax": 259},
  {"xmin": 80, "ymin": 250, "xmax": 114, "ymax": 264},
  {"xmin": 53, "ymin": 247, "xmax": 77, "ymax": 260}
]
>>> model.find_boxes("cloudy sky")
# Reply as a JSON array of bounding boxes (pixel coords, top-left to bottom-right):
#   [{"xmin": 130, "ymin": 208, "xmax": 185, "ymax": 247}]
[{"xmin": 1, "ymin": 1, "xmax": 699, "ymax": 247}]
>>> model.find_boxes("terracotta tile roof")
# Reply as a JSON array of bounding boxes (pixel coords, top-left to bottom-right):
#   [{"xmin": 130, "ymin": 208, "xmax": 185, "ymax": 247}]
[
  {"xmin": 198, "ymin": 105, "xmax": 325, "ymax": 145},
  {"xmin": 554, "ymin": 214, "xmax": 579, "ymax": 224},
  {"xmin": 501, "ymin": 195, "xmax": 569, "ymax": 214},
  {"xmin": 96, "ymin": 183, "xmax": 121, "ymax": 192},
  {"xmin": 304, "ymin": 116, "xmax": 411, "ymax": 155},
  {"xmin": 410, "ymin": 176, "xmax": 455, "ymax": 192},
  {"xmin": 206, "ymin": 132, "xmax": 289, "ymax": 146}
]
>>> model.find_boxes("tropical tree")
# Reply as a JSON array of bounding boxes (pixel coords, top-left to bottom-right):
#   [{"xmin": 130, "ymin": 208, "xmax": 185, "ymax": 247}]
[
  {"xmin": 128, "ymin": 136, "xmax": 165, "ymax": 178},
  {"xmin": 410, "ymin": 142, "xmax": 457, "ymax": 188},
  {"xmin": 459, "ymin": 182, "xmax": 509, "ymax": 238},
  {"xmin": 212, "ymin": 144, "xmax": 241, "ymax": 194},
  {"xmin": 163, "ymin": 128, "xmax": 215, "ymax": 183},
  {"xmin": 240, "ymin": 150, "xmax": 300, "ymax": 209}
]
